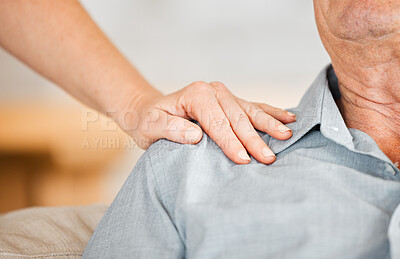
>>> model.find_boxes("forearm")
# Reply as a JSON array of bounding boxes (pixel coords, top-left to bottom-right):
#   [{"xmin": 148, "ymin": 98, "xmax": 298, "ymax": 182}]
[
  {"xmin": 0, "ymin": 0, "xmax": 161, "ymax": 114},
  {"xmin": 0, "ymin": 0, "xmax": 297, "ymax": 163}
]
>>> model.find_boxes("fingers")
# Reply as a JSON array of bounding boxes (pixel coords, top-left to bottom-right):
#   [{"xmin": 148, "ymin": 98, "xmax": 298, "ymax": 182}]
[
  {"xmin": 141, "ymin": 110, "xmax": 203, "ymax": 147},
  {"xmin": 209, "ymin": 82, "xmax": 276, "ymax": 164},
  {"xmin": 183, "ymin": 82, "xmax": 252, "ymax": 164},
  {"xmin": 237, "ymin": 98, "xmax": 296, "ymax": 124},
  {"xmin": 163, "ymin": 114, "xmax": 203, "ymax": 144},
  {"xmin": 258, "ymin": 103, "xmax": 296, "ymax": 124},
  {"xmin": 143, "ymin": 80, "xmax": 296, "ymax": 165},
  {"xmin": 236, "ymin": 99, "xmax": 294, "ymax": 141},
  {"xmin": 160, "ymin": 113, "xmax": 203, "ymax": 144}
]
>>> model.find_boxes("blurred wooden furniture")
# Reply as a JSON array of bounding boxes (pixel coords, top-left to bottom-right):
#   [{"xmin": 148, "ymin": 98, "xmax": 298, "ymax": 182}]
[{"xmin": 0, "ymin": 101, "xmax": 130, "ymax": 213}]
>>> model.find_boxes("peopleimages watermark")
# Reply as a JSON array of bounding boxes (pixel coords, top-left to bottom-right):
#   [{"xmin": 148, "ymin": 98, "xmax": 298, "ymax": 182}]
[
  {"xmin": 80, "ymin": 107, "xmax": 310, "ymax": 150},
  {"xmin": 81, "ymin": 108, "xmax": 297, "ymax": 132},
  {"xmin": 81, "ymin": 109, "xmax": 119, "ymax": 131},
  {"xmin": 81, "ymin": 136, "xmax": 137, "ymax": 149}
]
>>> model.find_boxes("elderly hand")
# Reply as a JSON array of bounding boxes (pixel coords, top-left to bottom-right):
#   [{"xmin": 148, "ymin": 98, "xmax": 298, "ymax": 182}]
[{"xmin": 120, "ymin": 81, "xmax": 295, "ymax": 165}]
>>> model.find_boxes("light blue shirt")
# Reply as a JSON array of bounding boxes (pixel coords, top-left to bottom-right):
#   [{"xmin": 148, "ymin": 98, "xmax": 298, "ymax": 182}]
[{"xmin": 84, "ymin": 66, "xmax": 400, "ymax": 259}]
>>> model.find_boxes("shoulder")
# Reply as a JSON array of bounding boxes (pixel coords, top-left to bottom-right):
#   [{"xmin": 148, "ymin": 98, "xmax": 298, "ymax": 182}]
[
  {"xmin": 143, "ymin": 129, "xmax": 273, "ymax": 173},
  {"xmin": 143, "ymin": 132, "xmax": 223, "ymax": 172}
]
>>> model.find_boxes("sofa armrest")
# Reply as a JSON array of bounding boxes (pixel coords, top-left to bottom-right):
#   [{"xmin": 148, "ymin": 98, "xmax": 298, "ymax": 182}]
[{"xmin": 0, "ymin": 204, "xmax": 107, "ymax": 258}]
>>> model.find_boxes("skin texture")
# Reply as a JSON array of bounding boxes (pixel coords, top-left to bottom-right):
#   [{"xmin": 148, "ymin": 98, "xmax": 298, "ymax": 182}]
[
  {"xmin": 0, "ymin": 0, "xmax": 296, "ymax": 165},
  {"xmin": 314, "ymin": 0, "xmax": 400, "ymax": 167}
]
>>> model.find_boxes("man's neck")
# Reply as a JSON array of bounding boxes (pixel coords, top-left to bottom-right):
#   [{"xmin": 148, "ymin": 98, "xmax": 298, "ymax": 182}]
[
  {"xmin": 314, "ymin": 0, "xmax": 400, "ymax": 167},
  {"xmin": 335, "ymin": 65, "xmax": 400, "ymax": 167}
]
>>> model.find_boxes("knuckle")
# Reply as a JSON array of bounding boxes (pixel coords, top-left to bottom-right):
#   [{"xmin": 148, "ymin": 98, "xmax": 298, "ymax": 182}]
[
  {"xmin": 274, "ymin": 109, "xmax": 287, "ymax": 117},
  {"xmin": 189, "ymin": 81, "xmax": 208, "ymax": 89},
  {"xmin": 245, "ymin": 105, "xmax": 264, "ymax": 121},
  {"xmin": 209, "ymin": 81, "xmax": 227, "ymax": 91},
  {"xmin": 259, "ymin": 103, "xmax": 285, "ymax": 117},
  {"xmin": 231, "ymin": 112, "xmax": 249, "ymax": 125},
  {"xmin": 188, "ymin": 82, "xmax": 214, "ymax": 96},
  {"xmin": 245, "ymin": 104, "xmax": 261, "ymax": 116},
  {"xmin": 209, "ymin": 116, "xmax": 229, "ymax": 130},
  {"xmin": 259, "ymin": 103, "xmax": 271, "ymax": 112}
]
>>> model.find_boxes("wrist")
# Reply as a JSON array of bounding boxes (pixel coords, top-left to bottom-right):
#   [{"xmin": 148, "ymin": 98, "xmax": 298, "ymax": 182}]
[{"xmin": 110, "ymin": 86, "xmax": 163, "ymax": 131}]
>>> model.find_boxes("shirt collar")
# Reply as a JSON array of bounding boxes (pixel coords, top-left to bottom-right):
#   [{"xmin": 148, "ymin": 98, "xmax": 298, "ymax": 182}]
[
  {"xmin": 267, "ymin": 65, "xmax": 395, "ymax": 167},
  {"xmin": 268, "ymin": 64, "xmax": 333, "ymax": 154}
]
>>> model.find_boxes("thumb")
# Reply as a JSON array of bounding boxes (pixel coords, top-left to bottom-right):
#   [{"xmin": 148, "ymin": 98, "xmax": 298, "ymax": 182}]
[{"xmin": 160, "ymin": 114, "xmax": 203, "ymax": 144}]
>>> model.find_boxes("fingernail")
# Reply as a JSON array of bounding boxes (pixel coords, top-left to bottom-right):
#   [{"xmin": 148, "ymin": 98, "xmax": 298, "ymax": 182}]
[
  {"xmin": 278, "ymin": 125, "xmax": 291, "ymax": 134},
  {"xmin": 287, "ymin": 112, "xmax": 296, "ymax": 117},
  {"xmin": 262, "ymin": 147, "xmax": 275, "ymax": 158},
  {"xmin": 185, "ymin": 127, "xmax": 201, "ymax": 142},
  {"xmin": 238, "ymin": 150, "xmax": 251, "ymax": 161}
]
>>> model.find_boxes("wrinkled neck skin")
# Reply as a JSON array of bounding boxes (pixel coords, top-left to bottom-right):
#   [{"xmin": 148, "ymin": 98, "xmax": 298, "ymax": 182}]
[{"xmin": 314, "ymin": 0, "xmax": 400, "ymax": 167}]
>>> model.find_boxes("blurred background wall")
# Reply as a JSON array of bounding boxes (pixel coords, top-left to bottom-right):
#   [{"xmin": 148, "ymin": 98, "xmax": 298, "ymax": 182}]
[{"xmin": 0, "ymin": 0, "xmax": 330, "ymax": 212}]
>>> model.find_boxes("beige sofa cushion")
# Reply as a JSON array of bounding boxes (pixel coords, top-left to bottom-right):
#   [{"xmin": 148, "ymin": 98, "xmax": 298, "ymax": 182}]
[{"xmin": 0, "ymin": 204, "xmax": 107, "ymax": 259}]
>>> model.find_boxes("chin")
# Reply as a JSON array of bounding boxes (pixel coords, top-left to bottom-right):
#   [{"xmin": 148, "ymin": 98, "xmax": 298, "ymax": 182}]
[{"xmin": 315, "ymin": 0, "xmax": 400, "ymax": 41}]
